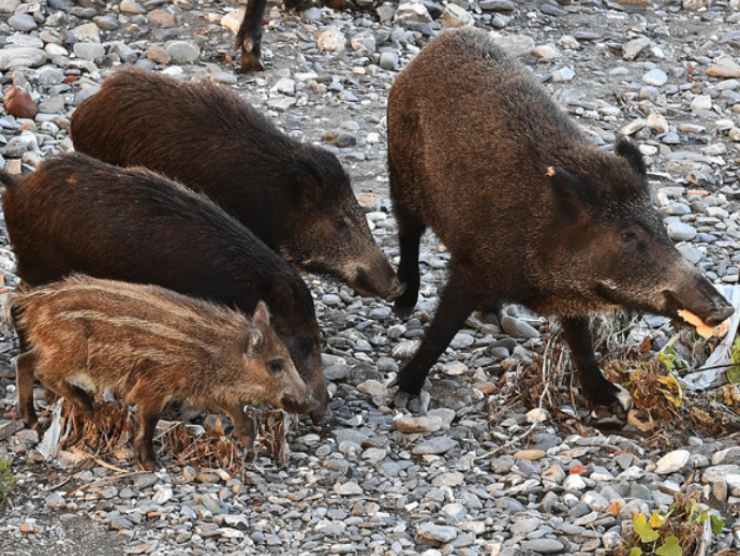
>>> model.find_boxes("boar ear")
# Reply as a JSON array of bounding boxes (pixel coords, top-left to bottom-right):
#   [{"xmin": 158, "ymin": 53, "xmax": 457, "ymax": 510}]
[
  {"xmin": 253, "ymin": 301, "xmax": 270, "ymax": 328},
  {"xmin": 548, "ymin": 166, "xmax": 591, "ymax": 218},
  {"xmin": 245, "ymin": 328, "xmax": 263, "ymax": 354},
  {"xmin": 615, "ymin": 137, "xmax": 646, "ymax": 176}
]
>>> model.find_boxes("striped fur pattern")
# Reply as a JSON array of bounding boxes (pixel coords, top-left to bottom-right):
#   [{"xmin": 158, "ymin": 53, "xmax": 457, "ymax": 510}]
[{"xmin": 12, "ymin": 274, "xmax": 308, "ymax": 469}]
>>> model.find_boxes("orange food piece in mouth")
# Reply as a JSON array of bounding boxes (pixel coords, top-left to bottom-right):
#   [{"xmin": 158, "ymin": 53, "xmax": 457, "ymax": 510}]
[{"xmin": 677, "ymin": 309, "xmax": 730, "ymax": 339}]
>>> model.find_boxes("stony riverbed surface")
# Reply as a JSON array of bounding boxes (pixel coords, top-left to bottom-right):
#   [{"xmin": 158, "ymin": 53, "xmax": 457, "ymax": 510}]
[{"xmin": 1, "ymin": 0, "xmax": 740, "ymax": 554}]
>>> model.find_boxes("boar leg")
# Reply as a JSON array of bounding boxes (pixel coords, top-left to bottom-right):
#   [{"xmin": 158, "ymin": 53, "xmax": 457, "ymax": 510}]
[
  {"xmin": 393, "ymin": 206, "xmax": 426, "ymax": 318},
  {"xmin": 223, "ymin": 403, "xmax": 255, "ymax": 451},
  {"xmin": 397, "ymin": 268, "xmax": 478, "ymax": 396},
  {"xmin": 236, "ymin": 0, "xmax": 266, "ymax": 72},
  {"xmin": 15, "ymin": 352, "xmax": 37, "ymax": 426},
  {"xmin": 561, "ymin": 317, "xmax": 632, "ymax": 411},
  {"xmin": 133, "ymin": 403, "xmax": 161, "ymax": 470}
]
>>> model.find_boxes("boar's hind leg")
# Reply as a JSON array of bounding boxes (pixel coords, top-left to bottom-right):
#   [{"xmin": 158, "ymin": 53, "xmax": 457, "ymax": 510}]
[
  {"xmin": 397, "ymin": 268, "xmax": 478, "ymax": 396},
  {"xmin": 236, "ymin": 0, "xmax": 267, "ymax": 72},
  {"xmin": 392, "ymin": 206, "xmax": 426, "ymax": 318},
  {"xmin": 15, "ymin": 352, "xmax": 38, "ymax": 426},
  {"xmin": 561, "ymin": 317, "xmax": 632, "ymax": 412}
]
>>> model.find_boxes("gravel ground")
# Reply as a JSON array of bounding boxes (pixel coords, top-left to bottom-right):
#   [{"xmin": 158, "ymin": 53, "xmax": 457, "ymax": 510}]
[{"xmin": 1, "ymin": 0, "xmax": 740, "ymax": 554}]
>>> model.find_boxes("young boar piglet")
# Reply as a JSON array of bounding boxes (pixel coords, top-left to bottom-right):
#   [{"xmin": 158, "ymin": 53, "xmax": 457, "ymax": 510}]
[
  {"xmin": 12, "ymin": 275, "xmax": 307, "ymax": 469},
  {"xmin": 387, "ymin": 28, "xmax": 733, "ymax": 411},
  {"xmin": 1, "ymin": 153, "xmax": 328, "ymax": 422},
  {"xmin": 70, "ymin": 68, "xmax": 402, "ymax": 301}
]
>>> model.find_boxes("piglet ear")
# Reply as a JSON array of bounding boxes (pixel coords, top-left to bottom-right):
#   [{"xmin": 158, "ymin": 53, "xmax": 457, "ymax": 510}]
[
  {"xmin": 253, "ymin": 300, "xmax": 271, "ymax": 328},
  {"xmin": 615, "ymin": 137, "xmax": 646, "ymax": 176},
  {"xmin": 245, "ymin": 328, "xmax": 263, "ymax": 354}
]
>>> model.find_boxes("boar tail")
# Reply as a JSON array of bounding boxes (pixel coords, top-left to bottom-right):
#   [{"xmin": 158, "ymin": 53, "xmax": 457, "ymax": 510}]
[{"xmin": 0, "ymin": 170, "xmax": 17, "ymax": 192}]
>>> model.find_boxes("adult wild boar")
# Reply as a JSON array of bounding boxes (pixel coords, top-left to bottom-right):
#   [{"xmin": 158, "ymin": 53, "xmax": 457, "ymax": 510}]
[
  {"xmin": 1, "ymin": 153, "xmax": 328, "ymax": 422},
  {"xmin": 13, "ymin": 276, "xmax": 307, "ymax": 469},
  {"xmin": 70, "ymin": 68, "xmax": 401, "ymax": 301},
  {"xmin": 387, "ymin": 28, "xmax": 733, "ymax": 409}
]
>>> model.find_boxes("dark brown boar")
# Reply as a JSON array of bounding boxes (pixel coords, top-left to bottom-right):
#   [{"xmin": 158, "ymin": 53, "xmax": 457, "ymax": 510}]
[
  {"xmin": 12, "ymin": 275, "xmax": 306, "ymax": 469},
  {"xmin": 387, "ymin": 28, "xmax": 734, "ymax": 409},
  {"xmin": 69, "ymin": 68, "xmax": 401, "ymax": 301},
  {"xmin": 1, "ymin": 153, "xmax": 328, "ymax": 422}
]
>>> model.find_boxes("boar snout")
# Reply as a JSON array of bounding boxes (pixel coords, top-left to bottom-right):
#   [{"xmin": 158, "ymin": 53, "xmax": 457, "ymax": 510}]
[
  {"xmin": 664, "ymin": 262, "xmax": 734, "ymax": 325},
  {"xmin": 348, "ymin": 255, "xmax": 404, "ymax": 301}
]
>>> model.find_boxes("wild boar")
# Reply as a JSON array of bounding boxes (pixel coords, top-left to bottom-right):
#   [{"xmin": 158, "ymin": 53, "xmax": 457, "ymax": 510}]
[
  {"xmin": 1, "ymin": 153, "xmax": 328, "ymax": 422},
  {"xmin": 387, "ymin": 28, "xmax": 734, "ymax": 409},
  {"xmin": 70, "ymin": 68, "xmax": 401, "ymax": 301},
  {"xmin": 12, "ymin": 275, "xmax": 307, "ymax": 469}
]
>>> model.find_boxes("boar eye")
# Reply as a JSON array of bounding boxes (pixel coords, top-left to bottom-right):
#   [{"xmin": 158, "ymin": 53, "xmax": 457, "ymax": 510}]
[
  {"xmin": 621, "ymin": 230, "xmax": 638, "ymax": 243},
  {"xmin": 268, "ymin": 358, "xmax": 285, "ymax": 375}
]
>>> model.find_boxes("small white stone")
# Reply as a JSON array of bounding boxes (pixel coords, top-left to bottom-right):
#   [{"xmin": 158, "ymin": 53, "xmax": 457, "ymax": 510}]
[
  {"xmin": 317, "ymin": 27, "xmax": 346, "ymax": 53},
  {"xmin": 334, "ymin": 481, "xmax": 363, "ymax": 496},
  {"xmin": 563, "ymin": 475, "xmax": 586, "ymax": 491},
  {"xmin": 690, "ymin": 95, "xmax": 712, "ymax": 112},
  {"xmin": 647, "ymin": 113, "xmax": 669, "ymax": 133},
  {"xmin": 526, "ymin": 408, "xmax": 549, "ymax": 423},
  {"xmin": 656, "ymin": 449, "xmax": 691, "ymax": 475}
]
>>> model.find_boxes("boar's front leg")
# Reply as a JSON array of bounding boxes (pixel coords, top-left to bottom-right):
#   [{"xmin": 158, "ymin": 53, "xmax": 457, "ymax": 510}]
[
  {"xmin": 392, "ymin": 206, "xmax": 427, "ymax": 318},
  {"xmin": 397, "ymin": 268, "xmax": 478, "ymax": 397},
  {"xmin": 15, "ymin": 352, "xmax": 38, "ymax": 426},
  {"xmin": 236, "ymin": 0, "xmax": 267, "ymax": 72},
  {"xmin": 560, "ymin": 316, "xmax": 632, "ymax": 412},
  {"xmin": 127, "ymin": 383, "xmax": 165, "ymax": 470}
]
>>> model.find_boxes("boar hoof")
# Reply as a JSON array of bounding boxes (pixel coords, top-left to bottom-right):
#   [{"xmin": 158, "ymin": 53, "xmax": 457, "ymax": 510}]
[
  {"xmin": 393, "ymin": 390, "xmax": 410, "ymax": 411},
  {"xmin": 407, "ymin": 390, "xmax": 431, "ymax": 414},
  {"xmin": 239, "ymin": 41, "xmax": 264, "ymax": 73}
]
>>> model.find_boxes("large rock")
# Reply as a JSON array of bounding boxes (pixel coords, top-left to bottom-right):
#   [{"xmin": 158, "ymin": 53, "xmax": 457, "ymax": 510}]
[
  {"xmin": 394, "ymin": 2, "xmax": 432, "ymax": 28},
  {"xmin": 655, "ymin": 449, "xmax": 690, "ymax": 474},
  {"xmin": 440, "ymin": 4, "xmax": 474, "ymax": 28},
  {"xmin": 221, "ymin": 9, "xmax": 244, "ymax": 34},
  {"xmin": 317, "ymin": 27, "xmax": 346, "ymax": 53},
  {"xmin": 0, "ymin": 0, "xmax": 20, "ymax": 13},
  {"xmin": 417, "ymin": 523, "xmax": 458, "ymax": 545},
  {"xmin": 489, "ymin": 32, "xmax": 535, "ymax": 57},
  {"xmin": 71, "ymin": 22, "xmax": 101, "ymax": 43},
  {"xmin": 707, "ymin": 57, "xmax": 740, "ymax": 78},
  {"xmin": 3, "ymin": 87, "xmax": 37, "ymax": 119},
  {"xmin": 0, "ymin": 47, "xmax": 47, "ymax": 70},
  {"xmin": 166, "ymin": 41, "xmax": 200, "ymax": 64}
]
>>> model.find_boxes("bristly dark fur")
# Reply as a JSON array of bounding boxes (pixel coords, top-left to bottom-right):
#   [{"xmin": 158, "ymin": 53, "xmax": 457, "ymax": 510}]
[
  {"xmin": 2, "ymin": 152, "xmax": 328, "ymax": 420},
  {"xmin": 386, "ymin": 27, "xmax": 732, "ymax": 409},
  {"xmin": 70, "ymin": 68, "xmax": 401, "ymax": 300}
]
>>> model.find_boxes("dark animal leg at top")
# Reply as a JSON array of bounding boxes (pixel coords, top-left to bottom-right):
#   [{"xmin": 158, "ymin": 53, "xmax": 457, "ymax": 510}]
[
  {"xmin": 560, "ymin": 316, "xmax": 631, "ymax": 411},
  {"xmin": 237, "ymin": 0, "xmax": 267, "ymax": 72},
  {"xmin": 397, "ymin": 267, "xmax": 478, "ymax": 396}
]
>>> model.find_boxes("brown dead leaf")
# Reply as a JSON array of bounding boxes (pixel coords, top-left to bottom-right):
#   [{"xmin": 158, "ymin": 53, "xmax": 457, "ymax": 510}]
[
  {"xmin": 627, "ymin": 408, "xmax": 656, "ymax": 432},
  {"xmin": 607, "ymin": 499, "xmax": 624, "ymax": 516}
]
